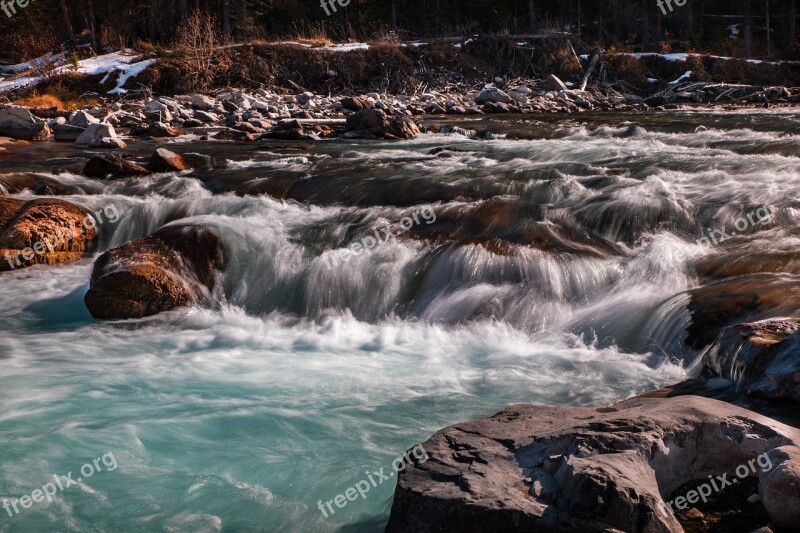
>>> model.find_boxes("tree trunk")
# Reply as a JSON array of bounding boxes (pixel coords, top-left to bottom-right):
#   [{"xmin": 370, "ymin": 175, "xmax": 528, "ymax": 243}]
[
  {"xmin": 87, "ymin": 0, "xmax": 98, "ymax": 51},
  {"xmin": 222, "ymin": 0, "xmax": 231, "ymax": 39},
  {"xmin": 765, "ymin": 0, "xmax": 771, "ymax": 56},
  {"xmin": 641, "ymin": 0, "xmax": 650, "ymax": 51},
  {"xmin": 237, "ymin": 0, "xmax": 247, "ymax": 39},
  {"xmin": 528, "ymin": 0, "xmax": 536, "ymax": 31},
  {"xmin": 790, "ymin": 0, "xmax": 797, "ymax": 54},
  {"xmin": 743, "ymin": 0, "xmax": 753, "ymax": 56},
  {"xmin": 58, "ymin": 0, "xmax": 76, "ymax": 42},
  {"xmin": 390, "ymin": 0, "xmax": 397, "ymax": 31}
]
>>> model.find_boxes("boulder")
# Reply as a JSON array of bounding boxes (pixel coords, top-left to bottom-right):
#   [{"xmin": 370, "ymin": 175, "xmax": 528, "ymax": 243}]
[
  {"xmin": 686, "ymin": 274, "xmax": 800, "ymax": 349},
  {"xmin": 69, "ymin": 110, "xmax": 100, "ymax": 128},
  {"xmin": 193, "ymin": 110, "xmax": 220, "ymax": 123},
  {"xmin": 384, "ymin": 116, "xmax": 421, "ymax": 140},
  {"xmin": 148, "ymin": 148, "xmax": 187, "ymax": 172},
  {"xmin": 296, "ymin": 91, "xmax": 315, "ymax": 105},
  {"xmin": 346, "ymin": 109, "xmax": 420, "ymax": 139},
  {"xmin": 701, "ymin": 319, "xmax": 800, "ymax": 402},
  {"xmin": 760, "ymin": 446, "xmax": 800, "ymax": 528},
  {"xmin": 545, "ymin": 74, "xmax": 569, "ymax": 92},
  {"xmin": 144, "ymin": 100, "xmax": 173, "ymax": 122},
  {"xmin": 53, "ymin": 124, "xmax": 86, "ymax": 142},
  {"xmin": 146, "ymin": 122, "xmax": 182, "ymax": 138},
  {"xmin": 75, "ymin": 123, "xmax": 125, "ymax": 147},
  {"xmin": 0, "ymin": 106, "xmax": 52, "ymax": 140},
  {"xmin": 474, "ymin": 88, "xmax": 513, "ymax": 105},
  {"xmin": 0, "ymin": 197, "xmax": 98, "ymax": 271},
  {"xmin": 341, "ymin": 96, "xmax": 374, "ymax": 111},
  {"xmin": 84, "ymin": 224, "xmax": 226, "ymax": 319},
  {"xmin": 482, "ymin": 101, "xmax": 511, "ymax": 113},
  {"xmin": 83, "ymin": 154, "xmax": 150, "ymax": 178},
  {"xmin": 387, "ymin": 396, "xmax": 800, "ymax": 532},
  {"xmin": 191, "ymin": 94, "xmax": 215, "ymax": 111}
]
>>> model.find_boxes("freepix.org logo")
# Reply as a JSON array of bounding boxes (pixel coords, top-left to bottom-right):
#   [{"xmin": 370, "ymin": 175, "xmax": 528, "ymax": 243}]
[{"xmin": 1, "ymin": 0, "xmax": 36, "ymax": 19}]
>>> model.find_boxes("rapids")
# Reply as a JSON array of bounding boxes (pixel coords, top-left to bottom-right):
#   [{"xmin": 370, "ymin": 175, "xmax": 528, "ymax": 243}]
[{"xmin": 2, "ymin": 109, "xmax": 799, "ymax": 532}]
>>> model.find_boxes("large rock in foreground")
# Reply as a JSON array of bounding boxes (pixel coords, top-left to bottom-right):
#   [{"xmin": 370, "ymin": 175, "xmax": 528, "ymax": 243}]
[
  {"xmin": 387, "ymin": 396, "xmax": 800, "ymax": 532},
  {"xmin": 0, "ymin": 197, "xmax": 97, "ymax": 271},
  {"xmin": 84, "ymin": 224, "xmax": 225, "ymax": 319}
]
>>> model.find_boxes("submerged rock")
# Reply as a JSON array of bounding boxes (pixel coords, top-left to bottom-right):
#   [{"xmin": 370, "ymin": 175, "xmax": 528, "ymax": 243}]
[
  {"xmin": 84, "ymin": 224, "xmax": 226, "ymax": 319},
  {"xmin": 0, "ymin": 197, "xmax": 98, "ymax": 271},
  {"xmin": 83, "ymin": 154, "xmax": 150, "ymax": 178},
  {"xmin": 387, "ymin": 396, "xmax": 800, "ymax": 532}
]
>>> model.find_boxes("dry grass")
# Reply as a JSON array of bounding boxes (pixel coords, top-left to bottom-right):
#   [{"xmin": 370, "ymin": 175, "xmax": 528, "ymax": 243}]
[
  {"xmin": 13, "ymin": 93, "xmax": 102, "ymax": 111},
  {"xmin": 604, "ymin": 54, "xmax": 649, "ymax": 88}
]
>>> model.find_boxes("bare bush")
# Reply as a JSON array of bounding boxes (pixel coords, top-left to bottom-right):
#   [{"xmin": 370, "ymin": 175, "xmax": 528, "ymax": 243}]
[
  {"xmin": 174, "ymin": 10, "xmax": 223, "ymax": 90},
  {"xmin": 14, "ymin": 33, "xmax": 63, "ymax": 82}
]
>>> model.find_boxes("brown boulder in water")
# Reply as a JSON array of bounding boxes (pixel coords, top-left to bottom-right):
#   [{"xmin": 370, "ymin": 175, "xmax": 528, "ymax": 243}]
[
  {"xmin": 346, "ymin": 109, "xmax": 420, "ymax": 139},
  {"xmin": 0, "ymin": 197, "xmax": 98, "ymax": 271},
  {"xmin": 84, "ymin": 224, "xmax": 226, "ymax": 319},
  {"xmin": 148, "ymin": 148, "xmax": 188, "ymax": 173}
]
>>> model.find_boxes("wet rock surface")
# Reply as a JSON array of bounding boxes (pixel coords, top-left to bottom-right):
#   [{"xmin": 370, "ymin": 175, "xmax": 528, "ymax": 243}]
[
  {"xmin": 84, "ymin": 224, "xmax": 226, "ymax": 319},
  {"xmin": 0, "ymin": 197, "xmax": 97, "ymax": 271},
  {"xmin": 387, "ymin": 396, "xmax": 800, "ymax": 533}
]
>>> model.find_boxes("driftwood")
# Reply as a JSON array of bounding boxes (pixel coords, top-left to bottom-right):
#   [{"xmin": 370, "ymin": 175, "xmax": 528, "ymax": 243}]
[{"xmin": 580, "ymin": 48, "xmax": 601, "ymax": 91}]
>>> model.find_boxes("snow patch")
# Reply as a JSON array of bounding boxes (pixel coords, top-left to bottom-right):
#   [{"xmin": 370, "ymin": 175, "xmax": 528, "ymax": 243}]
[
  {"xmin": 0, "ymin": 49, "xmax": 155, "ymax": 95},
  {"xmin": 669, "ymin": 70, "xmax": 693, "ymax": 85}
]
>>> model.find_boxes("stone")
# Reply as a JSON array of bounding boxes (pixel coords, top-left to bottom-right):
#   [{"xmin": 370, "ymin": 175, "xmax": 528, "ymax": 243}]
[
  {"xmin": 387, "ymin": 396, "xmax": 800, "ymax": 532},
  {"xmin": 191, "ymin": 94, "xmax": 215, "ymax": 111},
  {"xmin": 0, "ymin": 106, "xmax": 51, "ymax": 140},
  {"xmin": 148, "ymin": 148, "xmax": 188, "ymax": 173},
  {"xmin": 146, "ymin": 122, "xmax": 182, "ymax": 138},
  {"xmin": 144, "ymin": 100, "xmax": 173, "ymax": 122},
  {"xmin": 89, "ymin": 137, "xmax": 127, "ymax": 149},
  {"xmin": 52, "ymin": 124, "xmax": 86, "ymax": 142},
  {"xmin": 193, "ymin": 110, "xmax": 220, "ymax": 123},
  {"xmin": 0, "ymin": 197, "xmax": 98, "ymax": 271},
  {"xmin": 545, "ymin": 74, "xmax": 569, "ymax": 92},
  {"xmin": 482, "ymin": 101, "xmax": 511, "ymax": 113},
  {"xmin": 346, "ymin": 108, "xmax": 387, "ymax": 136},
  {"xmin": 84, "ymin": 224, "xmax": 226, "ymax": 319},
  {"xmin": 75, "ymin": 123, "xmax": 124, "ymax": 146},
  {"xmin": 69, "ymin": 110, "xmax": 100, "ymax": 128},
  {"xmin": 296, "ymin": 91, "xmax": 315, "ymax": 105},
  {"xmin": 83, "ymin": 154, "xmax": 150, "ymax": 178},
  {"xmin": 760, "ymin": 446, "xmax": 800, "ymax": 528},
  {"xmin": 474, "ymin": 88, "xmax": 513, "ymax": 105},
  {"xmin": 341, "ymin": 96, "xmax": 373, "ymax": 111},
  {"xmin": 384, "ymin": 116, "xmax": 420, "ymax": 140},
  {"xmin": 701, "ymin": 319, "xmax": 800, "ymax": 402}
]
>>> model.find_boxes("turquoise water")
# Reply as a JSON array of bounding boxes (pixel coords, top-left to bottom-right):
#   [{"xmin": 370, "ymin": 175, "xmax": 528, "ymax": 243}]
[{"xmin": 5, "ymin": 110, "xmax": 800, "ymax": 531}]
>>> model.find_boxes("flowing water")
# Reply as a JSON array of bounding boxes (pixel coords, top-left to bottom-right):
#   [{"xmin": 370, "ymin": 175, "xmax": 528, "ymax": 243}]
[{"xmin": 1, "ymin": 109, "xmax": 800, "ymax": 532}]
